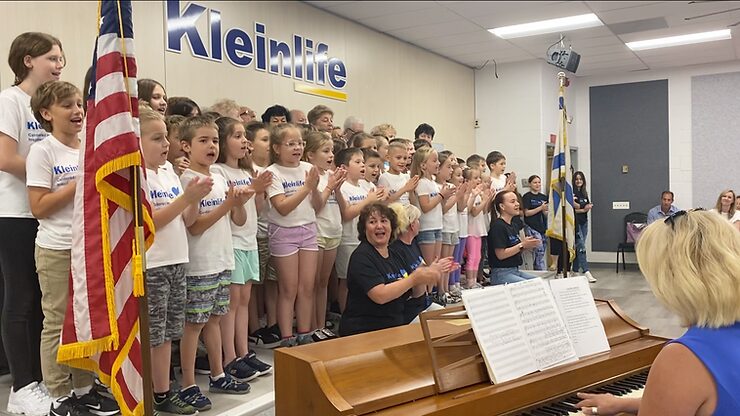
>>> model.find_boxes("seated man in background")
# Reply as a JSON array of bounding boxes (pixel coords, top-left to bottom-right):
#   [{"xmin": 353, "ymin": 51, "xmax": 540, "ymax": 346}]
[{"xmin": 646, "ymin": 191, "xmax": 679, "ymax": 224}]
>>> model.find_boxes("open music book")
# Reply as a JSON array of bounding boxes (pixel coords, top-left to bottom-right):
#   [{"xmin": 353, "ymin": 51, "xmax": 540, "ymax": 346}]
[{"xmin": 461, "ymin": 276, "xmax": 610, "ymax": 384}]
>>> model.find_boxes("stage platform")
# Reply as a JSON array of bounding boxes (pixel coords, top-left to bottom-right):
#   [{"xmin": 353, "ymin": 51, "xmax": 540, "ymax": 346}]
[{"xmin": 0, "ymin": 347, "xmax": 276, "ymax": 416}]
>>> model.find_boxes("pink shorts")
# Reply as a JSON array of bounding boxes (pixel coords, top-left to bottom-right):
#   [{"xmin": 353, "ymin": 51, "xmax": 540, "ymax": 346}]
[{"xmin": 267, "ymin": 223, "xmax": 318, "ymax": 257}]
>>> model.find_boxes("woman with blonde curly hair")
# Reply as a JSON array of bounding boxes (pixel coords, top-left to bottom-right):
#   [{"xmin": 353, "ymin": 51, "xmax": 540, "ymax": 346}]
[{"xmin": 576, "ymin": 209, "xmax": 740, "ymax": 415}]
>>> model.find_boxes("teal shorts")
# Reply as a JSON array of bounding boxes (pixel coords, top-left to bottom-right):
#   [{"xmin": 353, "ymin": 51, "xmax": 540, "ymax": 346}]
[{"xmin": 232, "ymin": 249, "xmax": 260, "ymax": 284}]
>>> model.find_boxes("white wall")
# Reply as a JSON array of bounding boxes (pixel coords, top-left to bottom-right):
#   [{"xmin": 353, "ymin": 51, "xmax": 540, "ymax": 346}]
[
  {"xmin": 573, "ymin": 59, "xmax": 740, "ymax": 264},
  {"xmin": 0, "ymin": 1, "xmax": 476, "ymax": 157},
  {"xmin": 475, "ymin": 60, "xmax": 545, "ymax": 181},
  {"xmin": 475, "ymin": 60, "xmax": 577, "ymax": 187}
]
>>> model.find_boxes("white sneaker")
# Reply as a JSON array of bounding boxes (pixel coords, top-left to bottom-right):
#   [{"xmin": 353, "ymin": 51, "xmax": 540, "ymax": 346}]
[
  {"xmin": 7, "ymin": 381, "xmax": 53, "ymax": 416},
  {"xmin": 585, "ymin": 271, "xmax": 597, "ymax": 283},
  {"xmin": 555, "ymin": 273, "xmax": 564, "ymax": 279}
]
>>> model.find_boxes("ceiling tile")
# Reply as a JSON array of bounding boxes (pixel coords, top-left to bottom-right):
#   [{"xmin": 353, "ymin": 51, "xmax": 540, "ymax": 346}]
[
  {"xmin": 359, "ymin": 5, "xmax": 461, "ymax": 32},
  {"xmin": 387, "ymin": 19, "xmax": 481, "ymax": 41},
  {"xmin": 468, "ymin": 2, "xmax": 594, "ymax": 30},
  {"xmin": 412, "ymin": 30, "xmax": 503, "ymax": 50},
  {"xmin": 312, "ymin": 1, "xmax": 436, "ymax": 21},
  {"xmin": 585, "ymin": 2, "xmax": 663, "ymax": 13}
]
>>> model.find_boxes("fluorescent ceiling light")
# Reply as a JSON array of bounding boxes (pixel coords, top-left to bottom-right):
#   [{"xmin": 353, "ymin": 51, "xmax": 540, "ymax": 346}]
[
  {"xmin": 489, "ymin": 13, "xmax": 603, "ymax": 39},
  {"xmin": 626, "ymin": 29, "xmax": 731, "ymax": 51}
]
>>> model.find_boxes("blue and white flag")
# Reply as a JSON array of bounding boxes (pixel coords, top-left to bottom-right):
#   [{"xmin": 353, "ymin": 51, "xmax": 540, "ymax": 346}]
[{"xmin": 546, "ymin": 83, "xmax": 576, "ymax": 259}]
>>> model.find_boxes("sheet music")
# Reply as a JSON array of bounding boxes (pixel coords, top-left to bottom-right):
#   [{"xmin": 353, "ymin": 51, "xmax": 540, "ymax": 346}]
[
  {"xmin": 507, "ymin": 279, "xmax": 578, "ymax": 370},
  {"xmin": 549, "ymin": 276, "xmax": 611, "ymax": 358},
  {"xmin": 462, "ymin": 286, "xmax": 537, "ymax": 383}
]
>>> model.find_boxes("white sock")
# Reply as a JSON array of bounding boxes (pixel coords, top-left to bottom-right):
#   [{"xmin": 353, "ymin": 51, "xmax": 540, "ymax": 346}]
[{"xmin": 210, "ymin": 372, "xmax": 225, "ymax": 381}]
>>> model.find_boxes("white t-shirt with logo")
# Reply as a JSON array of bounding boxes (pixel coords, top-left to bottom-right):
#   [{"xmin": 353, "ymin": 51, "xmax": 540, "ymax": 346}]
[
  {"xmin": 25, "ymin": 136, "xmax": 79, "ymax": 249},
  {"xmin": 266, "ymin": 161, "xmax": 316, "ymax": 227},
  {"xmin": 316, "ymin": 170, "xmax": 342, "ymax": 239},
  {"xmin": 441, "ymin": 183, "xmax": 459, "ymax": 233},
  {"xmin": 145, "ymin": 165, "xmax": 189, "ymax": 268},
  {"xmin": 0, "ymin": 86, "xmax": 49, "ymax": 217},
  {"xmin": 416, "ymin": 177, "xmax": 443, "ymax": 231},
  {"xmin": 211, "ymin": 164, "xmax": 258, "ymax": 251},
  {"xmin": 378, "ymin": 171, "xmax": 410, "ymax": 205},
  {"xmin": 339, "ymin": 179, "xmax": 374, "ymax": 245},
  {"xmin": 468, "ymin": 195, "xmax": 489, "ymax": 237},
  {"xmin": 180, "ymin": 169, "xmax": 235, "ymax": 276}
]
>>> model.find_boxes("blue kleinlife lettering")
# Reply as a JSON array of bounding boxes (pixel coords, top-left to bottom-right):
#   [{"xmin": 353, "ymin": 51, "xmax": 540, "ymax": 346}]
[
  {"xmin": 53, "ymin": 165, "xmax": 79, "ymax": 175},
  {"xmin": 166, "ymin": 0, "xmax": 347, "ymax": 89}
]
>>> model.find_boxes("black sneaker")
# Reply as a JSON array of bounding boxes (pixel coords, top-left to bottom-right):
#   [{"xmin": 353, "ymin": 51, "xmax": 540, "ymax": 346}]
[
  {"xmin": 91, "ymin": 378, "xmax": 114, "ymax": 400},
  {"xmin": 242, "ymin": 351, "xmax": 272, "ymax": 375},
  {"xmin": 311, "ymin": 329, "xmax": 328, "ymax": 342},
  {"xmin": 194, "ymin": 356, "xmax": 210, "ymax": 375},
  {"xmin": 50, "ymin": 395, "xmax": 96, "ymax": 416},
  {"xmin": 321, "ymin": 328, "xmax": 338, "ymax": 339},
  {"xmin": 154, "ymin": 391, "xmax": 198, "ymax": 415},
  {"xmin": 77, "ymin": 389, "xmax": 120, "ymax": 416},
  {"xmin": 178, "ymin": 385, "xmax": 211, "ymax": 411},
  {"xmin": 253, "ymin": 324, "xmax": 282, "ymax": 349},
  {"xmin": 224, "ymin": 357, "xmax": 259, "ymax": 382},
  {"xmin": 209, "ymin": 374, "xmax": 250, "ymax": 395}
]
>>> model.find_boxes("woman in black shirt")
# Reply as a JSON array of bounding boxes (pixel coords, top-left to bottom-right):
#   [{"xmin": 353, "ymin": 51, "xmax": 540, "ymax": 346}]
[
  {"xmin": 488, "ymin": 191, "xmax": 540, "ymax": 285},
  {"xmin": 522, "ymin": 175, "xmax": 548, "ymax": 270},
  {"xmin": 573, "ymin": 171, "xmax": 596, "ymax": 282},
  {"xmin": 339, "ymin": 203, "xmax": 451, "ymax": 337}
]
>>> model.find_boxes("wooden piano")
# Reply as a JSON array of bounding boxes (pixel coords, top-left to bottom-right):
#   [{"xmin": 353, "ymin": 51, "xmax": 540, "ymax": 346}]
[{"xmin": 275, "ymin": 300, "xmax": 670, "ymax": 415}]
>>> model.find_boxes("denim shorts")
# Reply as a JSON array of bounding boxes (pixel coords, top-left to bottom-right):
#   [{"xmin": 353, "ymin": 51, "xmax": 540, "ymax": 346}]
[
  {"xmin": 268, "ymin": 223, "xmax": 319, "ymax": 257},
  {"xmin": 441, "ymin": 231, "xmax": 459, "ymax": 246},
  {"xmin": 417, "ymin": 229, "xmax": 442, "ymax": 244}
]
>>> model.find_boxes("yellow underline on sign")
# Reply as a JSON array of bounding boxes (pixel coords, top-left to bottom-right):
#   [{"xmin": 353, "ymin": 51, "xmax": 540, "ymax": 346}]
[{"xmin": 294, "ymin": 83, "xmax": 347, "ymax": 102}]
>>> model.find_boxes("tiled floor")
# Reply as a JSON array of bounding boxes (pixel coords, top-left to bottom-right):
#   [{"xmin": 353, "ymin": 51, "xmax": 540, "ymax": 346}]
[{"xmin": 0, "ymin": 265, "xmax": 683, "ymax": 416}]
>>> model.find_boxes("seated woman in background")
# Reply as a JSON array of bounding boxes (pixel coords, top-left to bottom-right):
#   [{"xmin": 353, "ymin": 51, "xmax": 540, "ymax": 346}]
[
  {"xmin": 338, "ymin": 203, "xmax": 455, "ymax": 337},
  {"xmin": 388, "ymin": 203, "xmax": 433, "ymax": 324},
  {"xmin": 710, "ymin": 189, "xmax": 740, "ymax": 231},
  {"xmin": 576, "ymin": 209, "xmax": 740, "ymax": 415},
  {"xmin": 487, "ymin": 191, "xmax": 540, "ymax": 285}
]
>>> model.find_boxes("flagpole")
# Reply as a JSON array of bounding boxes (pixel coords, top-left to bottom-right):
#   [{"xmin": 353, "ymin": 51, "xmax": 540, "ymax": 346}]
[
  {"xmin": 558, "ymin": 71, "xmax": 569, "ymax": 278},
  {"xmin": 130, "ymin": 165, "xmax": 154, "ymax": 416}
]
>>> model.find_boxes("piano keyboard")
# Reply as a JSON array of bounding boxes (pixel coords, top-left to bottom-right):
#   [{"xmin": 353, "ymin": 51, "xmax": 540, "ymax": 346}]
[{"xmin": 518, "ymin": 371, "xmax": 648, "ymax": 416}]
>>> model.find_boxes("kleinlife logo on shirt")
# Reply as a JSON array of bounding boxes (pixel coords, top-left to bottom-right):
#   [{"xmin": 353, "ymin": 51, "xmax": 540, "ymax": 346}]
[{"xmin": 282, "ymin": 179, "xmax": 304, "ymax": 196}]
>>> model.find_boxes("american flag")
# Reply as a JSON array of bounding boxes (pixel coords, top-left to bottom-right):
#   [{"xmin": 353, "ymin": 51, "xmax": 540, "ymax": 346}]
[
  {"xmin": 57, "ymin": 1, "xmax": 154, "ymax": 415},
  {"xmin": 546, "ymin": 81, "xmax": 576, "ymax": 260}
]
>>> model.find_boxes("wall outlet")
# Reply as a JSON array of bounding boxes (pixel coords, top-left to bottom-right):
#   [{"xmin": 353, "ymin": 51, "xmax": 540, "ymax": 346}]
[{"xmin": 612, "ymin": 201, "xmax": 630, "ymax": 210}]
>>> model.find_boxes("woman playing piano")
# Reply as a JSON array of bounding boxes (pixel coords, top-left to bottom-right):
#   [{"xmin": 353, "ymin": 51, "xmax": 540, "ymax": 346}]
[
  {"xmin": 338, "ymin": 203, "xmax": 455, "ymax": 337},
  {"xmin": 577, "ymin": 209, "xmax": 740, "ymax": 415}
]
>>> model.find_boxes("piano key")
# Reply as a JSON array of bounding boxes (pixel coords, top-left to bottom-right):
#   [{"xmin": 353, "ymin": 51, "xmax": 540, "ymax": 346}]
[
  {"xmin": 550, "ymin": 402, "xmax": 578, "ymax": 414},
  {"xmin": 614, "ymin": 380, "xmax": 641, "ymax": 390},
  {"xmin": 522, "ymin": 385, "xmax": 647, "ymax": 416},
  {"xmin": 530, "ymin": 409, "xmax": 558, "ymax": 416},
  {"xmin": 541, "ymin": 405, "xmax": 569, "ymax": 415}
]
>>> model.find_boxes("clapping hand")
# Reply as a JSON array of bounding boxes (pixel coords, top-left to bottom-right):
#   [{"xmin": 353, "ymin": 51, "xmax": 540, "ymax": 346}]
[{"xmin": 251, "ymin": 170, "xmax": 273, "ymax": 194}]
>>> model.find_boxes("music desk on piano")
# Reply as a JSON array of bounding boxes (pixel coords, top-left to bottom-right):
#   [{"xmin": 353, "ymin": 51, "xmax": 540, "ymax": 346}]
[{"xmin": 275, "ymin": 300, "xmax": 669, "ymax": 415}]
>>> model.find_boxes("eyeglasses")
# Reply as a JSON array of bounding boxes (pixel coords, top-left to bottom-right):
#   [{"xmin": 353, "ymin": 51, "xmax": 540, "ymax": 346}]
[
  {"xmin": 664, "ymin": 208, "xmax": 704, "ymax": 229},
  {"xmin": 282, "ymin": 141, "xmax": 304, "ymax": 148}
]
